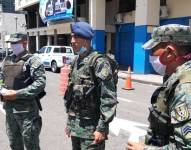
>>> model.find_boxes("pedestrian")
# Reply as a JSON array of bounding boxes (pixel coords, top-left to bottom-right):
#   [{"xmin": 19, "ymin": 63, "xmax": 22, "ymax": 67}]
[
  {"xmin": 1, "ymin": 33, "xmax": 46, "ymax": 150},
  {"xmin": 64, "ymin": 21, "xmax": 118, "ymax": 150},
  {"xmin": 126, "ymin": 24, "xmax": 191, "ymax": 150}
]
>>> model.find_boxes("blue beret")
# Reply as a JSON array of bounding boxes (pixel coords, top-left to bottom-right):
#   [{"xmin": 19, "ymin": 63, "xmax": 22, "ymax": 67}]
[{"xmin": 71, "ymin": 22, "xmax": 94, "ymax": 39}]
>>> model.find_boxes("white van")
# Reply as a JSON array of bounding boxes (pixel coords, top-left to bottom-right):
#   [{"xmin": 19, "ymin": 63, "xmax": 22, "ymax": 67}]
[{"xmin": 36, "ymin": 45, "xmax": 76, "ymax": 72}]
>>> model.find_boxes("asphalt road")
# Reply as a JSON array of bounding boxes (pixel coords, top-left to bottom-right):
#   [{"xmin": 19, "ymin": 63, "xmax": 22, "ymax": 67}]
[{"xmin": 0, "ymin": 71, "xmax": 158, "ymax": 150}]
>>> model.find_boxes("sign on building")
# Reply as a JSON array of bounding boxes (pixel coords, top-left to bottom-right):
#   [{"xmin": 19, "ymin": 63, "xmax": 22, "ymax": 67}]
[{"xmin": 39, "ymin": 0, "xmax": 73, "ymax": 23}]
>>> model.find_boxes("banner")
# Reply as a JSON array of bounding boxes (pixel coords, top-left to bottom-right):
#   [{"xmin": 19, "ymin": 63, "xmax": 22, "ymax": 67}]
[{"xmin": 39, "ymin": 0, "xmax": 73, "ymax": 23}]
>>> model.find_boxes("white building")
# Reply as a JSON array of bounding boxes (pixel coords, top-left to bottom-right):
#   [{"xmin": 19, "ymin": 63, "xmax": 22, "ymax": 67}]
[
  {"xmin": 0, "ymin": 13, "xmax": 26, "ymax": 48},
  {"xmin": 0, "ymin": 2, "xmax": 26, "ymax": 48}
]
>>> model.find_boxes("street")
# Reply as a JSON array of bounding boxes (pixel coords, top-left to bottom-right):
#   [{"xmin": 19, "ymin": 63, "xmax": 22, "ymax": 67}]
[{"xmin": 0, "ymin": 71, "xmax": 158, "ymax": 150}]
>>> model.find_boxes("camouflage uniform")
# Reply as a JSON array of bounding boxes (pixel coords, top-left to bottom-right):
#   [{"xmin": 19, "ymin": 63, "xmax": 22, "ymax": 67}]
[
  {"xmin": 65, "ymin": 51, "xmax": 118, "ymax": 150},
  {"xmin": 142, "ymin": 24, "xmax": 191, "ymax": 149},
  {"xmin": 1, "ymin": 52, "xmax": 46, "ymax": 150}
]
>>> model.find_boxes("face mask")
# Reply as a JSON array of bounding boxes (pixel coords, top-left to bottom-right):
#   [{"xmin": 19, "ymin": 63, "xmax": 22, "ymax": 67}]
[
  {"xmin": 11, "ymin": 44, "xmax": 25, "ymax": 56},
  {"xmin": 149, "ymin": 55, "xmax": 166, "ymax": 76},
  {"xmin": 77, "ymin": 46, "xmax": 87, "ymax": 55}
]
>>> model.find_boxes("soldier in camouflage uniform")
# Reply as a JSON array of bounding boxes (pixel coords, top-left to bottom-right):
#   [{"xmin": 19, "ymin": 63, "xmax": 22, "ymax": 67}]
[
  {"xmin": 127, "ymin": 24, "xmax": 191, "ymax": 150},
  {"xmin": 64, "ymin": 22, "xmax": 118, "ymax": 150},
  {"xmin": 1, "ymin": 33, "xmax": 46, "ymax": 150}
]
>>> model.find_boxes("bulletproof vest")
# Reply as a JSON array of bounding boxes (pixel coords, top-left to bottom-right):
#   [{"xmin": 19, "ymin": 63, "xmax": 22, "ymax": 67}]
[
  {"xmin": 146, "ymin": 86, "xmax": 174, "ymax": 146},
  {"xmin": 2, "ymin": 55, "xmax": 31, "ymax": 90},
  {"xmin": 146, "ymin": 70, "xmax": 191, "ymax": 146},
  {"xmin": 68, "ymin": 52, "xmax": 100, "ymax": 119}
]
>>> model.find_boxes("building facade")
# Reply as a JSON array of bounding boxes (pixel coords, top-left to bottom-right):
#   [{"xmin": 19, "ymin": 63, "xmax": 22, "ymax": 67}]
[
  {"xmin": 0, "ymin": 0, "xmax": 15, "ymax": 13},
  {"xmin": 0, "ymin": 0, "xmax": 25, "ymax": 49},
  {"xmin": 15, "ymin": 0, "xmax": 191, "ymax": 74}
]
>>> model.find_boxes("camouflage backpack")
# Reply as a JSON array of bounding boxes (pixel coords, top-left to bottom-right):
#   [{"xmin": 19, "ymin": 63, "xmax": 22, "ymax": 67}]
[
  {"xmin": 89, "ymin": 52, "xmax": 119, "ymax": 89},
  {"xmin": 70, "ymin": 52, "xmax": 119, "ymax": 89}
]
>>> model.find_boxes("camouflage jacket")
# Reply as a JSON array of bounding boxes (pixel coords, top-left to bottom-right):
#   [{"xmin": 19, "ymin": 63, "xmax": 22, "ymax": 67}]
[
  {"xmin": 145, "ymin": 60, "xmax": 191, "ymax": 149},
  {"xmin": 66, "ymin": 51, "xmax": 118, "ymax": 139},
  {"xmin": 1, "ymin": 52, "xmax": 46, "ymax": 112}
]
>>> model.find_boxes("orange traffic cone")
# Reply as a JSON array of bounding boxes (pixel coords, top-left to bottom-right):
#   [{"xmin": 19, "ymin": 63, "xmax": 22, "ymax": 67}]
[{"xmin": 122, "ymin": 66, "xmax": 134, "ymax": 90}]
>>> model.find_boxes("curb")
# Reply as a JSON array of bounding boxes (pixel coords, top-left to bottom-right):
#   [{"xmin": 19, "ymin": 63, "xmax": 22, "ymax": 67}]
[
  {"xmin": 118, "ymin": 72, "xmax": 163, "ymax": 86},
  {"xmin": 119, "ymin": 76, "xmax": 162, "ymax": 86}
]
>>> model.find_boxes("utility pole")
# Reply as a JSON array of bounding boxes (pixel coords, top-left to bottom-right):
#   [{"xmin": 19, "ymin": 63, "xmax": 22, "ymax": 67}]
[
  {"xmin": 74, "ymin": 0, "xmax": 77, "ymax": 21},
  {"xmin": 15, "ymin": 17, "xmax": 18, "ymax": 33}
]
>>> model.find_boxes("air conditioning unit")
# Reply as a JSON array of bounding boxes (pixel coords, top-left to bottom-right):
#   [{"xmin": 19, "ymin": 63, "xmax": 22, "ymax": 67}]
[
  {"xmin": 160, "ymin": 6, "xmax": 168, "ymax": 18},
  {"xmin": 115, "ymin": 13, "xmax": 123, "ymax": 24}
]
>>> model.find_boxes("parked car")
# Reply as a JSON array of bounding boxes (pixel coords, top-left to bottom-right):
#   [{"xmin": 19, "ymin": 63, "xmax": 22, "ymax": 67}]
[
  {"xmin": 35, "ymin": 45, "xmax": 76, "ymax": 72},
  {"xmin": 0, "ymin": 48, "xmax": 13, "ymax": 61}
]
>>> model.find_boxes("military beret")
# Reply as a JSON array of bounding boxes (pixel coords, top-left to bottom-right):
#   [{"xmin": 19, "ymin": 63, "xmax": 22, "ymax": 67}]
[
  {"xmin": 143, "ymin": 24, "xmax": 191, "ymax": 49},
  {"xmin": 71, "ymin": 22, "xmax": 94, "ymax": 39}
]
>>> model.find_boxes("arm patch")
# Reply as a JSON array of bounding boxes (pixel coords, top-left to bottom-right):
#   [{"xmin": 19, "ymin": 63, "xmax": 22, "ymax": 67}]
[{"xmin": 171, "ymin": 103, "xmax": 190, "ymax": 123}]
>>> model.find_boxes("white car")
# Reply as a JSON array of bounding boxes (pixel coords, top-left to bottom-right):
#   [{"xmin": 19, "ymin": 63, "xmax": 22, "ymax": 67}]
[{"xmin": 36, "ymin": 45, "xmax": 76, "ymax": 72}]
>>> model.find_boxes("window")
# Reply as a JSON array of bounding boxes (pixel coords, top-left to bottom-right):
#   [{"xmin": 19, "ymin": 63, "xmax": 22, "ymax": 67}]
[
  {"xmin": 54, "ymin": 48, "xmax": 60, "ymax": 53},
  {"xmin": 160, "ymin": 0, "xmax": 167, "ymax": 6},
  {"xmin": 54, "ymin": 47, "xmax": 66, "ymax": 53},
  {"xmin": 119, "ymin": 0, "xmax": 135, "ymax": 13},
  {"xmin": 60, "ymin": 47, "xmax": 66, "ymax": 53},
  {"xmin": 66, "ymin": 48, "xmax": 72, "ymax": 53},
  {"xmin": 38, "ymin": 47, "xmax": 46, "ymax": 54},
  {"xmin": 46, "ymin": 47, "xmax": 52, "ymax": 53}
]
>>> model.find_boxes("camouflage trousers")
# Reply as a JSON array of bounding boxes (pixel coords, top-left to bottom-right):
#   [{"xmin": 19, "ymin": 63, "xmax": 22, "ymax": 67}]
[
  {"xmin": 5, "ymin": 110, "xmax": 42, "ymax": 150},
  {"xmin": 71, "ymin": 136, "xmax": 105, "ymax": 150}
]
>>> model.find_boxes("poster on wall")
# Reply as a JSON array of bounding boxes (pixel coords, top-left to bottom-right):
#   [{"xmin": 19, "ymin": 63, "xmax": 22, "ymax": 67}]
[{"xmin": 39, "ymin": 0, "xmax": 73, "ymax": 23}]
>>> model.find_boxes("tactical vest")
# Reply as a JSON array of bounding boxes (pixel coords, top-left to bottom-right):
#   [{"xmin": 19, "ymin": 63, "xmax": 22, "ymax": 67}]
[
  {"xmin": 146, "ymin": 70, "xmax": 191, "ymax": 146},
  {"xmin": 146, "ymin": 86, "xmax": 174, "ymax": 146},
  {"xmin": 66, "ymin": 52, "xmax": 100, "ymax": 119},
  {"xmin": 2, "ymin": 55, "xmax": 31, "ymax": 90}
]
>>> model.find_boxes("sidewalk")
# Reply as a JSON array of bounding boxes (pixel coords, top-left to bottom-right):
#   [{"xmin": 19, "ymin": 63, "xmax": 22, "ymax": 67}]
[{"xmin": 118, "ymin": 70, "xmax": 163, "ymax": 86}]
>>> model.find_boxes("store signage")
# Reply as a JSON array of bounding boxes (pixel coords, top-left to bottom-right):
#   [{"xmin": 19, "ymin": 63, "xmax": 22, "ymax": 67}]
[{"xmin": 39, "ymin": 0, "xmax": 73, "ymax": 23}]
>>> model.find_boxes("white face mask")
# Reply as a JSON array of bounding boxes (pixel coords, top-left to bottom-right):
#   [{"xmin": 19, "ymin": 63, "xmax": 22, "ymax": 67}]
[
  {"xmin": 149, "ymin": 55, "xmax": 166, "ymax": 76},
  {"xmin": 11, "ymin": 44, "xmax": 25, "ymax": 56}
]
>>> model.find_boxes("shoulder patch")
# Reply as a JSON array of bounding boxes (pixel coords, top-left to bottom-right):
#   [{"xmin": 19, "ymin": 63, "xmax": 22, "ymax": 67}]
[
  {"xmin": 171, "ymin": 103, "xmax": 190, "ymax": 123},
  {"xmin": 95, "ymin": 59, "xmax": 111, "ymax": 81},
  {"xmin": 182, "ymin": 123, "xmax": 191, "ymax": 140},
  {"xmin": 30, "ymin": 55, "xmax": 41, "ymax": 68}
]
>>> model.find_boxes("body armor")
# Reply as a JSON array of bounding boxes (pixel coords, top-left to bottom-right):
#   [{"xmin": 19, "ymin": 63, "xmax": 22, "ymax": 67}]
[
  {"xmin": 2, "ymin": 55, "xmax": 31, "ymax": 90},
  {"xmin": 65, "ymin": 52, "xmax": 100, "ymax": 119},
  {"xmin": 146, "ymin": 73, "xmax": 185, "ymax": 147},
  {"xmin": 146, "ymin": 86, "xmax": 174, "ymax": 146}
]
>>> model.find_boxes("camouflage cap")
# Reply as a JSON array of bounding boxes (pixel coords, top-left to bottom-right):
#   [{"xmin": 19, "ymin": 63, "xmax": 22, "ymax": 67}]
[
  {"xmin": 143, "ymin": 24, "xmax": 191, "ymax": 49},
  {"xmin": 6, "ymin": 33, "xmax": 27, "ymax": 43}
]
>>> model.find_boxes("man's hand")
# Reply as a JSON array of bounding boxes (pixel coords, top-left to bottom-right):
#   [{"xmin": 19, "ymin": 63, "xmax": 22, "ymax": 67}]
[
  {"xmin": 65, "ymin": 126, "xmax": 71, "ymax": 138},
  {"xmin": 1, "ymin": 89, "xmax": 17, "ymax": 101},
  {"xmin": 126, "ymin": 141, "xmax": 145, "ymax": 150},
  {"xmin": 93, "ymin": 131, "xmax": 105, "ymax": 144}
]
